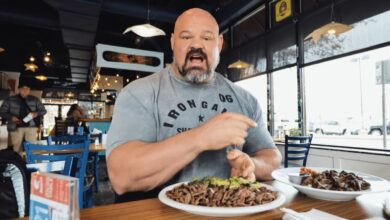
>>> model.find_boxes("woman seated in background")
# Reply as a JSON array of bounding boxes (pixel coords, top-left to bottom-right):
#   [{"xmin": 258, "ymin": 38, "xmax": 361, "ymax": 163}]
[
  {"xmin": 66, "ymin": 104, "xmax": 89, "ymax": 135},
  {"xmin": 67, "ymin": 104, "xmax": 84, "ymax": 122}
]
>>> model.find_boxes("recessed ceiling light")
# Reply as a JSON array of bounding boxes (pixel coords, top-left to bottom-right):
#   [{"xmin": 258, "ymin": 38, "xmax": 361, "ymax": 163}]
[
  {"xmin": 35, "ymin": 75, "xmax": 47, "ymax": 81},
  {"xmin": 24, "ymin": 63, "xmax": 38, "ymax": 72}
]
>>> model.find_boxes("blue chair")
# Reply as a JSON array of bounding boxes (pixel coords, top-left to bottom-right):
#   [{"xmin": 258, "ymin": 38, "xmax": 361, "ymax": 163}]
[
  {"xmin": 24, "ymin": 140, "xmax": 92, "ymax": 208},
  {"xmin": 47, "ymin": 134, "xmax": 101, "ymax": 193},
  {"xmin": 88, "ymin": 133, "xmax": 102, "ymax": 192},
  {"xmin": 284, "ymin": 134, "xmax": 313, "ymax": 168},
  {"xmin": 27, "ymin": 157, "xmax": 78, "ymax": 176}
]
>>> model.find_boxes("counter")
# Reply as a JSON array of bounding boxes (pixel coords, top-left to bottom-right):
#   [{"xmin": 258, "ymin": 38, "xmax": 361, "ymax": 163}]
[{"xmin": 80, "ymin": 118, "xmax": 111, "ymax": 133}]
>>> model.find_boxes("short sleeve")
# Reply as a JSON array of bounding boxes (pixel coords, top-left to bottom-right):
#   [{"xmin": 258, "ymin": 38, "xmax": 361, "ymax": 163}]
[
  {"xmin": 106, "ymin": 88, "xmax": 157, "ymax": 156},
  {"xmin": 242, "ymin": 95, "xmax": 276, "ymax": 155}
]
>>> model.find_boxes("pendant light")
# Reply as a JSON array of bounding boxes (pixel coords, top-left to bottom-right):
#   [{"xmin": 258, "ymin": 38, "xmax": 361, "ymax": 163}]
[
  {"xmin": 123, "ymin": 0, "xmax": 165, "ymax": 37},
  {"xmin": 305, "ymin": 0, "xmax": 352, "ymax": 43},
  {"xmin": 228, "ymin": 27, "xmax": 250, "ymax": 69}
]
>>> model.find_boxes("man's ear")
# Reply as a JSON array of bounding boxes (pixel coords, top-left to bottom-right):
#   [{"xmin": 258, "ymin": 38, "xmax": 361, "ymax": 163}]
[
  {"xmin": 170, "ymin": 33, "xmax": 175, "ymax": 51},
  {"xmin": 218, "ymin": 34, "xmax": 224, "ymax": 52}
]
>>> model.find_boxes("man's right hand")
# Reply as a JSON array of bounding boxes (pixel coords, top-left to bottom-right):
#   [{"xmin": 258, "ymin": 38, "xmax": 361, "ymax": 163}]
[
  {"xmin": 192, "ymin": 112, "xmax": 257, "ymax": 151},
  {"xmin": 11, "ymin": 116, "xmax": 22, "ymax": 124}
]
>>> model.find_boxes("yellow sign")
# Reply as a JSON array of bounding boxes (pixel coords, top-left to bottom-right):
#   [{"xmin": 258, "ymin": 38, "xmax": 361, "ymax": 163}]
[{"xmin": 275, "ymin": 0, "xmax": 292, "ymax": 22}]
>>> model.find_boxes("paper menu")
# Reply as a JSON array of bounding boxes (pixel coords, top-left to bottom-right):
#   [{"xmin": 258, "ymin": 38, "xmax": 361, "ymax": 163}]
[
  {"xmin": 30, "ymin": 172, "xmax": 79, "ymax": 220},
  {"xmin": 23, "ymin": 113, "xmax": 33, "ymax": 123}
]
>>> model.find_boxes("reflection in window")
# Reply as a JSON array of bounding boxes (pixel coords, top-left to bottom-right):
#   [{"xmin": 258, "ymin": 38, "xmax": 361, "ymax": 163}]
[
  {"xmin": 232, "ymin": 5, "xmax": 266, "ymax": 47},
  {"xmin": 272, "ymin": 67, "xmax": 298, "ymax": 140},
  {"xmin": 304, "ymin": 10, "xmax": 390, "ymax": 63},
  {"xmin": 235, "ymin": 75, "xmax": 268, "ymax": 125},
  {"xmin": 304, "ymin": 46, "xmax": 390, "ymax": 149},
  {"xmin": 273, "ymin": 45, "xmax": 297, "ymax": 69}
]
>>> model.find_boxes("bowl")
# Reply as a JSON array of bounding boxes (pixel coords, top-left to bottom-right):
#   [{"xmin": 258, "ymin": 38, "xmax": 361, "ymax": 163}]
[{"xmin": 288, "ymin": 173, "xmax": 309, "ymax": 185}]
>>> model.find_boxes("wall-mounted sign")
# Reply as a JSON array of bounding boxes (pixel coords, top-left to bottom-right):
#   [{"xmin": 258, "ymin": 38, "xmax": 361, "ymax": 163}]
[
  {"xmin": 95, "ymin": 44, "xmax": 164, "ymax": 73},
  {"xmin": 275, "ymin": 0, "xmax": 292, "ymax": 22}
]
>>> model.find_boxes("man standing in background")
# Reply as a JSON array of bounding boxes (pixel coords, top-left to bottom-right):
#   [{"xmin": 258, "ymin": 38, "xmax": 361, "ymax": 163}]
[{"xmin": 0, "ymin": 82, "xmax": 46, "ymax": 155}]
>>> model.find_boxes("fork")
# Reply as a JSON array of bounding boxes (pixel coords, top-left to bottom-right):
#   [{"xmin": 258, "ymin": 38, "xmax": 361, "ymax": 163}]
[{"xmin": 226, "ymin": 145, "xmax": 243, "ymax": 153}]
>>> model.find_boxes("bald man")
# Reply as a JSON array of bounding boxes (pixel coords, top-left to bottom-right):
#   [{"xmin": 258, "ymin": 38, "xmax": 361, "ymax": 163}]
[{"xmin": 106, "ymin": 8, "xmax": 281, "ymax": 201}]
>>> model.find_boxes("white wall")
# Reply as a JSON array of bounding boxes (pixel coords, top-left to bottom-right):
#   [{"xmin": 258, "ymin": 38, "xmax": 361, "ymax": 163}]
[{"xmin": 277, "ymin": 144, "xmax": 390, "ymax": 180}]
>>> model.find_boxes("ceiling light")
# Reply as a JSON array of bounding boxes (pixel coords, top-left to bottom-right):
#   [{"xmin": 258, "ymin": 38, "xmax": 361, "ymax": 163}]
[
  {"xmin": 114, "ymin": 79, "xmax": 118, "ymax": 83},
  {"xmin": 122, "ymin": 0, "xmax": 165, "ymax": 38},
  {"xmin": 66, "ymin": 92, "xmax": 74, "ymax": 97},
  {"xmin": 327, "ymin": 28, "xmax": 336, "ymax": 35},
  {"xmin": 29, "ymin": 56, "xmax": 35, "ymax": 62},
  {"xmin": 105, "ymin": 77, "xmax": 108, "ymax": 81},
  {"xmin": 24, "ymin": 63, "xmax": 38, "ymax": 72},
  {"xmin": 228, "ymin": 26, "xmax": 251, "ymax": 69},
  {"xmin": 116, "ymin": 73, "xmax": 119, "ymax": 77},
  {"xmin": 35, "ymin": 75, "xmax": 47, "ymax": 81},
  {"xmin": 107, "ymin": 83, "xmax": 111, "ymax": 86},
  {"xmin": 44, "ymin": 55, "xmax": 50, "ymax": 63},
  {"xmin": 304, "ymin": 1, "xmax": 352, "ymax": 43},
  {"xmin": 123, "ymin": 24, "xmax": 165, "ymax": 37},
  {"xmin": 102, "ymin": 89, "xmax": 105, "ymax": 92},
  {"xmin": 126, "ymin": 78, "xmax": 130, "ymax": 82},
  {"xmin": 228, "ymin": 60, "xmax": 250, "ymax": 69}
]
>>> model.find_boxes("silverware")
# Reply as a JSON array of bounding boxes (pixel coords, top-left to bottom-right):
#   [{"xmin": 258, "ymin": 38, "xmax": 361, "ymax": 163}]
[{"xmin": 226, "ymin": 145, "xmax": 242, "ymax": 153}]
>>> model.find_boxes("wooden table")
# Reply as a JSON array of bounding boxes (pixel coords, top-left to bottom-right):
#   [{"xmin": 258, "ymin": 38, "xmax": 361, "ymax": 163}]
[
  {"xmin": 69, "ymin": 182, "xmax": 390, "ymax": 219},
  {"xmin": 89, "ymin": 143, "xmax": 105, "ymax": 153}
]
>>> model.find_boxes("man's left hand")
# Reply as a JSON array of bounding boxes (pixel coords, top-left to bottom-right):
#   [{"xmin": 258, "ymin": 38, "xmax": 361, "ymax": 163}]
[
  {"xmin": 227, "ymin": 149, "xmax": 256, "ymax": 182},
  {"xmin": 31, "ymin": 112, "xmax": 38, "ymax": 118}
]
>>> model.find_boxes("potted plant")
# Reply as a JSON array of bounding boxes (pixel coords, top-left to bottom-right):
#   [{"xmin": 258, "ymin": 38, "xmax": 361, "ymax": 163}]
[{"xmin": 288, "ymin": 128, "xmax": 301, "ymax": 136}]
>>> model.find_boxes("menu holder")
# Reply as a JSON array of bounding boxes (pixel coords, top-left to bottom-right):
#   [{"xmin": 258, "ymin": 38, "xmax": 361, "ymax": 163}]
[{"xmin": 30, "ymin": 172, "xmax": 80, "ymax": 220}]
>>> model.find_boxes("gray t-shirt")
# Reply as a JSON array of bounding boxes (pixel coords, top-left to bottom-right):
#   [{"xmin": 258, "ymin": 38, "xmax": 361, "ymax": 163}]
[{"xmin": 107, "ymin": 66, "xmax": 276, "ymax": 185}]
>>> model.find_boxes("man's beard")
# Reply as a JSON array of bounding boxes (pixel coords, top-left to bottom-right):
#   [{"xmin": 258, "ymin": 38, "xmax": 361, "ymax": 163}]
[{"xmin": 176, "ymin": 48, "xmax": 214, "ymax": 84}]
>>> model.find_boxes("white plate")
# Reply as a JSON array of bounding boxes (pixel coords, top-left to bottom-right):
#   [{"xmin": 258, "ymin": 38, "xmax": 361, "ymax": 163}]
[
  {"xmin": 158, "ymin": 182, "xmax": 286, "ymax": 217},
  {"xmin": 272, "ymin": 167, "xmax": 390, "ymax": 201}
]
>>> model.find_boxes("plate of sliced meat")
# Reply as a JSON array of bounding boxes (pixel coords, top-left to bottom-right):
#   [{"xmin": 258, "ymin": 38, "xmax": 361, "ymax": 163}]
[
  {"xmin": 158, "ymin": 177, "xmax": 285, "ymax": 217},
  {"xmin": 272, "ymin": 167, "xmax": 390, "ymax": 201}
]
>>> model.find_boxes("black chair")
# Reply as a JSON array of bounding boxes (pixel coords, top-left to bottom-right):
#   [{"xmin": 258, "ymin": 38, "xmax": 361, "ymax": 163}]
[{"xmin": 284, "ymin": 134, "xmax": 313, "ymax": 168}]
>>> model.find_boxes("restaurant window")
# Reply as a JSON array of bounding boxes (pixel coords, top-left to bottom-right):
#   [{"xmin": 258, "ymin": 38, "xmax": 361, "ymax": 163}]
[
  {"xmin": 302, "ymin": 2, "xmax": 390, "ymax": 64},
  {"xmin": 272, "ymin": 66, "xmax": 298, "ymax": 140},
  {"xmin": 304, "ymin": 45, "xmax": 390, "ymax": 149},
  {"xmin": 235, "ymin": 74, "xmax": 268, "ymax": 125},
  {"xmin": 221, "ymin": 29, "xmax": 230, "ymax": 53},
  {"xmin": 267, "ymin": 24, "xmax": 297, "ymax": 70},
  {"xmin": 302, "ymin": 0, "xmax": 329, "ymax": 14},
  {"xmin": 232, "ymin": 5, "xmax": 266, "ymax": 47}
]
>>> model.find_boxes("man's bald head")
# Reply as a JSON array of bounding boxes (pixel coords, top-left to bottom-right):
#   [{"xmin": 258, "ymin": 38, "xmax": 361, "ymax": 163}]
[
  {"xmin": 170, "ymin": 8, "xmax": 223, "ymax": 84},
  {"xmin": 174, "ymin": 8, "xmax": 219, "ymax": 35}
]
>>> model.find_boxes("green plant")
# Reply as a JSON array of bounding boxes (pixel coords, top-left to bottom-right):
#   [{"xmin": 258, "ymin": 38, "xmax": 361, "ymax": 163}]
[{"xmin": 289, "ymin": 128, "xmax": 301, "ymax": 136}]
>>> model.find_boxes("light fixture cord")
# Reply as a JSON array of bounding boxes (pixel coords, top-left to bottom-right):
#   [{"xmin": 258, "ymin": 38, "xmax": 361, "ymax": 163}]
[
  {"xmin": 147, "ymin": 0, "xmax": 150, "ymax": 22},
  {"xmin": 330, "ymin": 0, "xmax": 335, "ymax": 22}
]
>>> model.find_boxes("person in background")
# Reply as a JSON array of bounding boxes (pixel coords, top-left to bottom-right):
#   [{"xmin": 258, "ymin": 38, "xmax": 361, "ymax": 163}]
[
  {"xmin": 106, "ymin": 8, "xmax": 282, "ymax": 201},
  {"xmin": 66, "ymin": 104, "xmax": 88, "ymax": 135},
  {"xmin": 0, "ymin": 83, "xmax": 46, "ymax": 155},
  {"xmin": 67, "ymin": 104, "xmax": 84, "ymax": 122}
]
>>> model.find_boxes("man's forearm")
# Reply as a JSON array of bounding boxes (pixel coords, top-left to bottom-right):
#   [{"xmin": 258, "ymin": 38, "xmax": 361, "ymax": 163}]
[
  {"xmin": 107, "ymin": 129, "xmax": 203, "ymax": 194},
  {"xmin": 251, "ymin": 148, "xmax": 282, "ymax": 181}
]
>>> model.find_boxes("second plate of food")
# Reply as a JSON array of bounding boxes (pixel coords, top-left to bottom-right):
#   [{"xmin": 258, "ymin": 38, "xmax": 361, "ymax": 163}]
[{"xmin": 272, "ymin": 167, "xmax": 390, "ymax": 201}]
